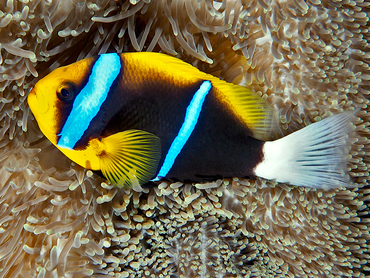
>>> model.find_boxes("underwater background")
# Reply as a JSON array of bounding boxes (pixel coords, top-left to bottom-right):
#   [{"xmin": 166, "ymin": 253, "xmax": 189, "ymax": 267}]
[{"xmin": 0, "ymin": 0, "xmax": 369, "ymax": 277}]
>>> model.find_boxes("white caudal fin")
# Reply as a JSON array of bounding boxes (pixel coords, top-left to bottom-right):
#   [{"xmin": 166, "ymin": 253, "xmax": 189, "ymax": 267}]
[{"xmin": 254, "ymin": 111, "xmax": 357, "ymax": 189}]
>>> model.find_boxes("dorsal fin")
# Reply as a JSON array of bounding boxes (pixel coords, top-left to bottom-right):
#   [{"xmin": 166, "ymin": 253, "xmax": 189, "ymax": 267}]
[
  {"xmin": 210, "ymin": 79, "xmax": 275, "ymax": 141},
  {"xmin": 123, "ymin": 52, "xmax": 275, "ymax": 140}
]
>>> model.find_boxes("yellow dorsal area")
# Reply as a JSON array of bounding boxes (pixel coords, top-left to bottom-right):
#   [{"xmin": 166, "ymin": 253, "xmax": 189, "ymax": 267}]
[{"xmin": 122, "ymin": 52, "xmax": 274, "ymax": 141}]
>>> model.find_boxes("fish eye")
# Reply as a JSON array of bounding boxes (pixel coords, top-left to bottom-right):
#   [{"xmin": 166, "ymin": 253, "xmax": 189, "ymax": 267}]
[
  {"xmin": 57, "ymin": 84, "xmax": 75, "ymax": 102},
  {"xmin": 60, "ymin": 88, "xmax": 70, "ymax": 98}
]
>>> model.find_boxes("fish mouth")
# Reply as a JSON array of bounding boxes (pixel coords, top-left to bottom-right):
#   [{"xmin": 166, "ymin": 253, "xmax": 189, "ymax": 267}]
[
  {"xmin": 27, "ymin": 88, "xmax": 36, "ymax": 110},
  {"xmin": 27, "ymin": 88, "xmax": 49, "ymax": 115}
]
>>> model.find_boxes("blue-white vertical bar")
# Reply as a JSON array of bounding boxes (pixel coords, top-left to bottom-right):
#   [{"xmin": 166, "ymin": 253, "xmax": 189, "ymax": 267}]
[
  {"xmin": 58, "ymin": 53, "xmax": 121, "ymax": 149},
  {"xmin": 152, "ymin": 81, "xmax": 212, "ymax": 181}
]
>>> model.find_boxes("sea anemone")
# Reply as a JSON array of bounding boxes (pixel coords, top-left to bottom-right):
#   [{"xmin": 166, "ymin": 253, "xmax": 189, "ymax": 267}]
[{"xmin": 0, "ymin": 0, "xmax": 369, "ymax": 277}]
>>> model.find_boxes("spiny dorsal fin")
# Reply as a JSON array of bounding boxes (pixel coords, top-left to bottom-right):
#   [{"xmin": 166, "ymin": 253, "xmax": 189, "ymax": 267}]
[{"xmin": 98, "ymin": 129, "xmax": 161, "ymax": 188}]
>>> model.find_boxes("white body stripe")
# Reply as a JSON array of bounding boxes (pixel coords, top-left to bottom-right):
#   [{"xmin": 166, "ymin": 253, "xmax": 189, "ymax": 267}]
[{"xmin": 152, "ymin": 81, "xmax": 212, "ymax": 181}]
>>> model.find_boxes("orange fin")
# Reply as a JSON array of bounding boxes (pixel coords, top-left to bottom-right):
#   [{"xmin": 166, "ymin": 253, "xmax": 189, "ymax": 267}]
[{"xmin": 98, "ymin": 129, "xmax": 161, "ymax": 188}]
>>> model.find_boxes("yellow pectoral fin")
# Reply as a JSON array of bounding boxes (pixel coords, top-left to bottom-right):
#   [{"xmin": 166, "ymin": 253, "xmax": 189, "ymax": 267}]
[{"xmin": 97, "ymin": 129, "xmax": 161, "ymax": 188}]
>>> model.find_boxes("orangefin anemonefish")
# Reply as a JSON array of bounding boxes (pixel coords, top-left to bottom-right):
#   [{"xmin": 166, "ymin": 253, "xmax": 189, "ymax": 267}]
[{"xmin": 28, "ymin": 52, "xmax": 355, "ymax": 189}]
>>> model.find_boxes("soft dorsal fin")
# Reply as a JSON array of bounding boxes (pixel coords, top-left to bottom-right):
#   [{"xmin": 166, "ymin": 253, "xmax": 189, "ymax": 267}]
[
  {"xmin": 209, "ymin": 79, "xmax": 275, "ymax": 141},
  {"xmin": 98, "ymin": 129, "xmax": 161, "ymax": 188}
]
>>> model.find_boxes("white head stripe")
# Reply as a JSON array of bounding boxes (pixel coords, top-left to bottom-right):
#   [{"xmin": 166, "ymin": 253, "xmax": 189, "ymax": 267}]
[{"xmin": 58, "ymin": 53, "xmax": 121, "ymax": 149}]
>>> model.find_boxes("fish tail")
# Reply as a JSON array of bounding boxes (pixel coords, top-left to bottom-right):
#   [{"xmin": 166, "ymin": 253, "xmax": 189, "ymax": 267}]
[{"xmin": 253, "ymin": 111, "xmax": 358, "ymax": 189}]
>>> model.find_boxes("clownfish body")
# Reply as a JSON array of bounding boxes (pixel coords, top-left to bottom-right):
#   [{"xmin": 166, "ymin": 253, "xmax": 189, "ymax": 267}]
[{"xmin": 28, "ymin": 52, "xmax": 354, "ymax": 189}]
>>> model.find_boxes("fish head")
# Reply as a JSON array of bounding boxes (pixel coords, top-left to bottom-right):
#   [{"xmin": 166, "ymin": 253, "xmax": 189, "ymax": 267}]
[{"xmin": 27, "ymin": 57, "xmax": 96, "ymax": 145}]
